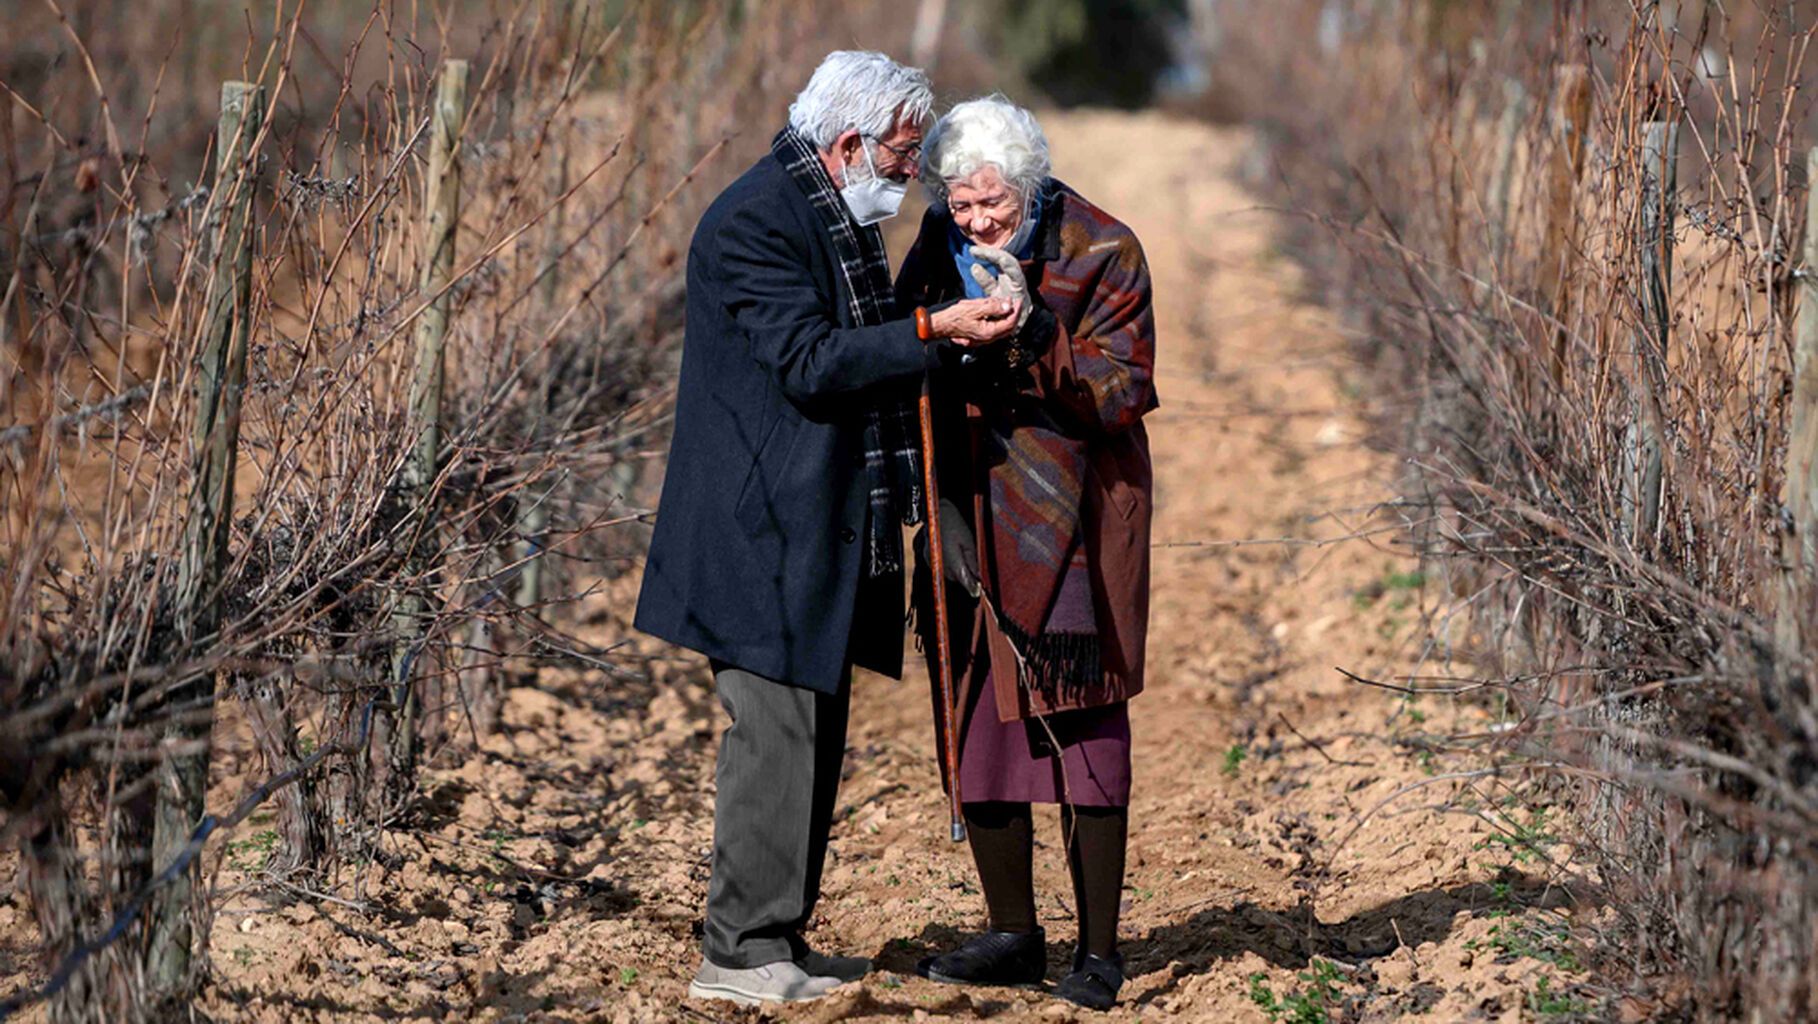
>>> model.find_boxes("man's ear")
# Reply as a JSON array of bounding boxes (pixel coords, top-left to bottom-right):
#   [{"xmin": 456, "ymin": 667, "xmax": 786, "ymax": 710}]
[{"xmin": 831, "ymin": 129, "xmax": 865, "ymax": 165}]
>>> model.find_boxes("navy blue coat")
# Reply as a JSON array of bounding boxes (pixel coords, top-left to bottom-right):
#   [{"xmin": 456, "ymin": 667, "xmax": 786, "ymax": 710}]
[{"xmin": 634, "ymin": 151, "xmax": 943, "ymax": 693}]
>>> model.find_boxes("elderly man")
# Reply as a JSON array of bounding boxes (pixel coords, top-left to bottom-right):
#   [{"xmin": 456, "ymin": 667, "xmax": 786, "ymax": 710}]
[{"xmin": 634, "ymin": 51, "xmax": 1019, "ymax": 1006}]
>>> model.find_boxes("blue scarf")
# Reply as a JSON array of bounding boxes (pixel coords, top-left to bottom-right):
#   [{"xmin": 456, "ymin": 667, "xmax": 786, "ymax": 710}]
[{"xmin": 949, "ymin": 190, "xmax": 1043, "ymax": 297}]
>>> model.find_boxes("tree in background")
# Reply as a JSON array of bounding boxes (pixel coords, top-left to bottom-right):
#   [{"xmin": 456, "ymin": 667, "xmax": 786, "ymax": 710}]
[{"xmin": 980, "ymin": 0, "xmax": 1188, "ymax": 108}]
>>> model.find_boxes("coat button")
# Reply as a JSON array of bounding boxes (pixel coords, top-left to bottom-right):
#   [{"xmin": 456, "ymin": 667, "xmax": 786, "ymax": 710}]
[{"xmin": 840, "ymin": 526, "xmax": 857, "ymax": 544}]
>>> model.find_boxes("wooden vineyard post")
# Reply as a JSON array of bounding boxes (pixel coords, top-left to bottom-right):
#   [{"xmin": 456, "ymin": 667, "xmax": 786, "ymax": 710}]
[
  {"xmin": 1622, "ymin": 120, "xmax": 1677, "ymax": 552},
  {"xmin": 389, "ymin": 59, "xmax": 468, "ymax": 789},
  {"xmin": 1542, "ymin": 64, "xmax": 1591, "ymax": 389},
  {"xmin": 1777, "ymin": 146, "xmax": 1818, "ymax": 673},
  {"xmin": 151, "ymin": 79, "xmax": 264, "ymax": 996},
  {"xmin": 516, "ymin": 132, "xmax": 569, "ymax": 615},
  {"xmin": 1487, "ymin": 78, "xmax": 1525, "ymax": 268},
  {"xmin": 911, "ymin": 0, "xmax": 950, "ymax": 70}
]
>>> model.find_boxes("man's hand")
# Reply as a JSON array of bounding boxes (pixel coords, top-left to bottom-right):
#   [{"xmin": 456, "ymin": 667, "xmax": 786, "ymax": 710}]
[
  {"xmin": 938, "ymin": 497, "xmax": 980, "ymax": 597},
  {"xmin": 931, "ymin": 297, "xmax": 1021, "ymax": 346},
  {"xmin": 967, "ymin": 246, "xmax": 1032, "ymax": 329}
]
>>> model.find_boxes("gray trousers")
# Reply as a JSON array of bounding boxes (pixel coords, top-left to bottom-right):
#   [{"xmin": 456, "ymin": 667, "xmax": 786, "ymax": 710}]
[{"xmin": 702, "ymin": 661, "xmax": 851, "ymax": 968}]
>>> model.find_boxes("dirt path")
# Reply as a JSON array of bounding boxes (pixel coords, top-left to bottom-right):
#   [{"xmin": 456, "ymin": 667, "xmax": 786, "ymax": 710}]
[{"xmin": 38, "ymin": 111, "xmax": 1589, "ymax": 1024}]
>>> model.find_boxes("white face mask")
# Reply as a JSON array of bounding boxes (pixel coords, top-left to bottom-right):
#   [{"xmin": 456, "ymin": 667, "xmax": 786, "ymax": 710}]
[{"xmin": 839, "ymin": 141, "xmax": 907, "ymax": 226}]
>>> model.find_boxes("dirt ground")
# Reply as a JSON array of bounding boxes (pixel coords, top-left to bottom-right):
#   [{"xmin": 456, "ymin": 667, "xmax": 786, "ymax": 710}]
[{"xmin": 1, "ymin": 112, "xmax": 1598, "ymax": 1022}]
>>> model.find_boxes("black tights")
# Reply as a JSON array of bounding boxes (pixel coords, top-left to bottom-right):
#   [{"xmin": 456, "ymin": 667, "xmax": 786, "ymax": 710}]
[{"xmin": 962, "ymin": 800, "xmax": 1128, "ymax": 958}]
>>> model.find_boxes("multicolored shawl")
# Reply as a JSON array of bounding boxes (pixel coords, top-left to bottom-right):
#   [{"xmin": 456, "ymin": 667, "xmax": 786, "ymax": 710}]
[
  {"xmin": 970, "ymin": 182, "xmax": 1156, "ymax": 702},
  {"xmin": 770, "ymin": 127, "xmax": 924, "ymax": 575}
]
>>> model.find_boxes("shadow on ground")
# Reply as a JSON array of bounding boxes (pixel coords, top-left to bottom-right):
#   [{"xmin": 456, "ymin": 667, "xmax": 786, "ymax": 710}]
[{"xmin": 1122, "ymin": 872, "xmax": 1595, "ymax": 1006}]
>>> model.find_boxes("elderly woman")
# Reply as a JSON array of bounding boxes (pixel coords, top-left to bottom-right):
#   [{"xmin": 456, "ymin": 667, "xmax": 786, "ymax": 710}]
[{"xmin": 898, "ymin": 97, "xmax": 1156, "ymax": 1011}]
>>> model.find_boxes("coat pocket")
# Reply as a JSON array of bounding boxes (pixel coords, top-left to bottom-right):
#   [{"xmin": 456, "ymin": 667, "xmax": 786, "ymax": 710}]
[
  {"xmin": 1091, "ymin": 435, "xmax": 1148, "ymax": 522},
  {"xmin": 733, "ymin": 414, "xmax": 804, "ymax": 537}
]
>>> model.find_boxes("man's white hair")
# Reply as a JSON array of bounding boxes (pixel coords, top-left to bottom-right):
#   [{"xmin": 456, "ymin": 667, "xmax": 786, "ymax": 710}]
[
  {"xmin": 787, "ymin": 50, "xmax": 933, "ymax": 151},
  {"xmin": 920, "ymin": 95, "xmax": 1052, "ymax": 203}
]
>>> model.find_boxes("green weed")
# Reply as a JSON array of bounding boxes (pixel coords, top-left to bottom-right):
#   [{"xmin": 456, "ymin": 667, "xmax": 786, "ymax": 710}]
[
  {"xmin": 1353, "ymin": 569, "xmax": 1425, "ymax": 610},
  {"xmin": 225, "ymin": 829, "xmax": 279, "ymax": 872},
  {"xmin": 1465, "ymin": 916, "xmax": 1581, "ymax": 972},
  {"xmin": 1525, "ymin": 975, "xmax": 1589, "ymax": 1018},
  {"xmin": 1222, "ymin": 744, "xmax": 1248, "ymax": 777},
  {"xmin": 1247, "ymin": 960, "xmax": 1346, "ymax": 1023},
  {"xmin": 1384, "ymin": 570, "xmax": 1425, "ymax": 591},
  {"xmin": 1473, "ymin": 807, "xmax": 1559, "ymax": 864}
]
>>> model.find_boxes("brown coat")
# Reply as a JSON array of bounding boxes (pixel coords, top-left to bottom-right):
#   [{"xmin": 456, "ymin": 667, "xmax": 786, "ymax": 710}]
[{"xmin": 898, "ymin": 181, "xmax": 1156, "ymax": 723}]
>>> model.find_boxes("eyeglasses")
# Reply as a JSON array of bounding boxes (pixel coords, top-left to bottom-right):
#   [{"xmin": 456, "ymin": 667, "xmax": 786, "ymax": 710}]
[{"xmin": 866, "ymin": 135, "xmax": 922, "ymax": 164}]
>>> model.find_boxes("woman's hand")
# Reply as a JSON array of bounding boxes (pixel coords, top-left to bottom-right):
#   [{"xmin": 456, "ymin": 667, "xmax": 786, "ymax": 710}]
[
  {"xmin": 967, "ymin": 246, "xmax": 1032, "ymax": 329},
  {"xmin": 932, "ymin": 297, "xmax": 1022, "ymax": 346},
  {"xmin": 938, "ymin": 497, "xmax": 980, "ymax": 596}
]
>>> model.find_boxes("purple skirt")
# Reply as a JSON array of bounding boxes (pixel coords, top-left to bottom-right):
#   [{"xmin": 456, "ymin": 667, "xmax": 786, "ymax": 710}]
[
  {"xmin": 933, "ymin": 563, "xmax": 1132, "ymax": 808},
  {"xmin": 956, "ymin": 665, "xmax": 1131, "ymax": 807}
]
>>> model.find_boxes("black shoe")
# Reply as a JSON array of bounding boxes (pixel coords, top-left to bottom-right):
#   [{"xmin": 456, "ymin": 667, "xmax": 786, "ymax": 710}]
[
  {"xmin": 1055, "ymin": 952, "xmax": 1124, "ymax": 1011},
  {"xmin": 915, "ymin": 928, "xmax": 1047, "ymax": 987}
]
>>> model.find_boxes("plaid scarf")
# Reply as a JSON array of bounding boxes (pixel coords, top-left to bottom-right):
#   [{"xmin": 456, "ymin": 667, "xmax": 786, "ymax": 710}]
[{"xmin": 770, "ymin": 127, "xmax": 923, "ymax": 576}]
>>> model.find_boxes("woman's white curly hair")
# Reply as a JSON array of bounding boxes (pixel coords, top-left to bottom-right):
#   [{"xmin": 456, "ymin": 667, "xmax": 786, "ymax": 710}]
[{"xmin": 919, "ymin": 94, "xmax": 1052, "ymax": 203}]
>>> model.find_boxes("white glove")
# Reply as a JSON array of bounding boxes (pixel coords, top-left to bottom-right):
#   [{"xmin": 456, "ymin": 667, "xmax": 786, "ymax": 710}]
[{"xmin": 968, "ymin": 246, "xmax": 1031, "ymax": 329}]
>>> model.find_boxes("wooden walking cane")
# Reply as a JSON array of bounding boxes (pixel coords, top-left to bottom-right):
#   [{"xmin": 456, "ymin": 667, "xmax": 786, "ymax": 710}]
[{"xmin": 915, "ymin": 307, "xmax": 966, "ymax": 843}]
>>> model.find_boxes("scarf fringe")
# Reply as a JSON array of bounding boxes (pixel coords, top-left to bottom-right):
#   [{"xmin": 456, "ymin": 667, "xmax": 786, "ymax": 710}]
[
  {"xmin": 996, "ymin": 613, "xmax": 1102, "ymax": 707},
  {"xmin": 867, "ymin": 532, "xmax": 903, "ymax": 580},
  {"xmin": 911, "ymin": 573, "xmax": 1103, "ymax": 706},
  {"xmin": 904, "ymin": 599, "xmax": 921, "ymax": 651}
]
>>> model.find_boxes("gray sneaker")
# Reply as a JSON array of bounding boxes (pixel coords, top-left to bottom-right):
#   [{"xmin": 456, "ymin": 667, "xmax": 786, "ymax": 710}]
[
  {"xmin": 686, "ymin": 958, "xmax": 844, "ymax": 1006},
  {"xmin": 799, "ymin": 948, "xmax": 872, "ymax": 983}
]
